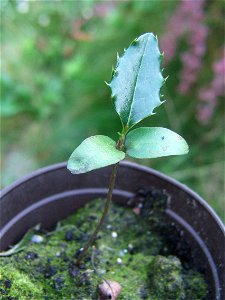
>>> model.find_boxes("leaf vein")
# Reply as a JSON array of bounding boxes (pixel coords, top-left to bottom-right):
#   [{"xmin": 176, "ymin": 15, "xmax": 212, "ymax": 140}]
[{"xmin": 127, "ymin": 37, "xmax": 149, "ymax": 127}]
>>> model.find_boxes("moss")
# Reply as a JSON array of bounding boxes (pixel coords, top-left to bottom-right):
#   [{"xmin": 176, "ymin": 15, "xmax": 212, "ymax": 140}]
[
  {"xmin": 0, "ymin": 265, "xmax": 43, "ymax": 299},
  {"xmin": 0, "ymin": 193, "xmax": 208, "ymax": 299},
  {"xmin": 183, "ymin": 270, "xmax": 209, "ymax": 300},
  {"xmin": 148, "ymin": 255, "xmax": 185, "ymax": 299}
]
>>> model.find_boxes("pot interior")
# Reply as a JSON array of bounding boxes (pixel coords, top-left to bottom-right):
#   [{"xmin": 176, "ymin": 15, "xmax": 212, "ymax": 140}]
[{"xmin": 1, "ymin": 161, "xmax": 224, "ymax": 299}]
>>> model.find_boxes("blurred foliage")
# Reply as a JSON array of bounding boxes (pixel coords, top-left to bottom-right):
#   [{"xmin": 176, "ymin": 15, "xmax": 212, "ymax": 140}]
[{"xmin": 1, "ymin": 0, "xmax": 224, "ymax": 221}]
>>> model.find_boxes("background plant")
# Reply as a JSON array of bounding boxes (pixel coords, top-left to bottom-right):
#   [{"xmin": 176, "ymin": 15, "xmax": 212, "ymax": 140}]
[{"xmin": 1, "ymin": 0, "xmax": 224, "ymax": 221}]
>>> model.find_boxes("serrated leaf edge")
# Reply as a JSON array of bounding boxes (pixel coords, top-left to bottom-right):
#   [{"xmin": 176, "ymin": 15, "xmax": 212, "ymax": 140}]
[{"xmin": 108, "ymin": 33, "xmax": 166, "ymax": 131}]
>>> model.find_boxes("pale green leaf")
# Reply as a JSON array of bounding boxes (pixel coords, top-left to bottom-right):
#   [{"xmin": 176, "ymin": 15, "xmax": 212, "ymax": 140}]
[
  {"xmin": 67, "ymin": 135, "xmax": 125, "ymax": 174},
  {"xmin": 125, "ymin": 127, "xmax": 189, "ymax": 158},
  {"xmin": 0, "ymin": 226, "xmax": 39, "ymax": 257},
  {"xmin": 109, "ymin": 33, "xmax": 164, "ymax": 128}
]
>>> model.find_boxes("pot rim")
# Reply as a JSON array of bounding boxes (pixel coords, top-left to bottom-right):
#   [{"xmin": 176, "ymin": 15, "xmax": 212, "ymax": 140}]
[{"xmin": 1, "ymin": 160, "xmax": 224, "ymax": 234}]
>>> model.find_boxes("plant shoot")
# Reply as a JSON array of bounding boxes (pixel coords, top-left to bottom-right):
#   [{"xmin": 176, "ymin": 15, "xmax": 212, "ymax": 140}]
[{"xmin": 67, "ymin": 33, "xmax": 189, "ymax": 264}]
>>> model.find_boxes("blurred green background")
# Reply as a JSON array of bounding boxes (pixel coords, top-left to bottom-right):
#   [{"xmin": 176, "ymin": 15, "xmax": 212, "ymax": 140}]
[{"xmin": 1, "ymin": 0, "xmax": 224, "ymax": 221}]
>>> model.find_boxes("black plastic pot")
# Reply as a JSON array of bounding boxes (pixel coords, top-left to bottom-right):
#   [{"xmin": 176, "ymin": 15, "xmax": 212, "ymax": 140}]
[{"xmin": 0, "ymin": 161, "xmax": 224, "ymax": 299}]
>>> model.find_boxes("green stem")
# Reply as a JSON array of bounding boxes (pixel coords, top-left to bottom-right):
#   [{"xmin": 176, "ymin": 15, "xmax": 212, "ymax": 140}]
[
  {"xmin": 76, "ymin": 162, "xmax": 119, "ymax": 265},
  {"xmin": 76, "ymin": 133, "xmax": 126, "ymax": 265}
]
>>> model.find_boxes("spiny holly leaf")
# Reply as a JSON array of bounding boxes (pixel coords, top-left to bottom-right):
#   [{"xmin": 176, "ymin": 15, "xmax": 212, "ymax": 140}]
[
  {"xmin": 109, "ymin": 33, "xmax": 164, "ymax": 129},
  {"xmin": 67, "ymin": 135, "xmax": 125, "ymax": 174},
  {"xmin": 125, "ymin": 127, "xmax": 189, "ymax": 159}
]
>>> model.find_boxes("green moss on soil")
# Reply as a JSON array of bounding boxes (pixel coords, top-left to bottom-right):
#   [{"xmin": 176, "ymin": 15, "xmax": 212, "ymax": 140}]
[{"xmin": 0, "ymin": 191, "xmax": 208, "ymax": 299}]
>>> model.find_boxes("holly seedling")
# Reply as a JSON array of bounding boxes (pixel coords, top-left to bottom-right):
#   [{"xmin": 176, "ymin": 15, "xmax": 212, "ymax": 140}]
[{"xmin": 67, "ymin": 33, "xmax": 189, "ymax": 264}]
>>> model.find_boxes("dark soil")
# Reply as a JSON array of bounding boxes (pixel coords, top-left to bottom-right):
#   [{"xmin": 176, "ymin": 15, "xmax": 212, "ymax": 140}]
[{"xmin": 0, "ymin": 188, "xmax": 208, "ymax": 299}]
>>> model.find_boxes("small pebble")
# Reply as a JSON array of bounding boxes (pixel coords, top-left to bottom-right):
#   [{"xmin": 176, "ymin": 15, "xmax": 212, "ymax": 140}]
[
  {"xmin": 53, "ymin": 274, "xmax": 65, "ymax": 291},
  {"xmin": 31, "ymin": 235, "xmax": 43, "ymax": 243},
  {"xmin": 128, "ymin": 244, "xmax": 133, "ymax": 249},
  {"xmin": 117, "ymin": 258, "xmax": 122, "ymax": 264},
  {"xmin": 64, "ymin": 230, "xmax": 74, "ymax": 241},
  {"xmin": 44, "ymin": 265, "xmax": 58, "ymax": 278},
  {"xmin": 85, "ymin": 269, "xmax": 94, "ymax": 274},
  {"xmin": 111, "ymin": 232, "xmax": 118, "ymax": 238},
  {"xmin": 4, "ymin": 279, "xmax": 12, "ymax": 289},
  {"xmin": 68, "ymin": 265, "xmax": 80, "ymax": 278},
  {"xmin": 24, "ymin": 251, "xmax": 38, "ymax": 260},
  {"xmin": 119, "ymin": 249, "xmax": 128, "ymax": 257}
]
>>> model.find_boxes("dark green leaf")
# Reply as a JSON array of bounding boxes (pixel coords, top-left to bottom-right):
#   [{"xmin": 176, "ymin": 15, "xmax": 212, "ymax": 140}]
[
  {"xmin": 125, "ymin": 127, "xmax": 189, "ymax": 158},
  {"xmin": 109, "ymin": 33, "xmax": 164, "ymax": 128},
  {"xmin": 67, "ymin": 135, "xmax": 125, "ymax": 174}
]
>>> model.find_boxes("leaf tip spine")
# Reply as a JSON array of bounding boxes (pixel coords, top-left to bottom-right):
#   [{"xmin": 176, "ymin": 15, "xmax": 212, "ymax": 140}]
[
  {"xmin": 111, "ymin": 66, "xmax": 118, "ymax": 80},
  {"xmin": 104, "ymin": 81, "xmax": 110, "ymax": 87},
  {"xmin": 163, "ymin": 75, "xmax": 169, "ymax": 84},
  {"xmin": 131, "ymin": 37, "xmax": 138, "ymax": 45},
  {"xmin": 160, "ymin": 51, "xmax": 164, "ymax": 62}
]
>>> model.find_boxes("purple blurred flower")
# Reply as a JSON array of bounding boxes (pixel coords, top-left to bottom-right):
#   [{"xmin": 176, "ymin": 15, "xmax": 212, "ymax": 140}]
[
  {"xmin": 160, "ymin": 0, "xmax": 208, "ymax": 94},
  {"xmin": 94, "ymin": 1, "xmax": 116, "ymax": 18},
  {"xmin": 197, "ymin": 49, "xmax": 225, "ymax": 124}
]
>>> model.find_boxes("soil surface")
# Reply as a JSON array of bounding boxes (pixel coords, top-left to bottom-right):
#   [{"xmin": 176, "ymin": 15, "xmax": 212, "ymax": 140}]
[{"xmin": 0, "ymin": 188, "xmax": 208, "ymax": 299}]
